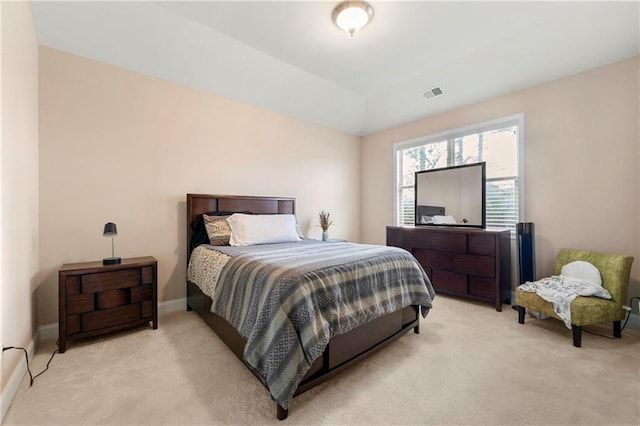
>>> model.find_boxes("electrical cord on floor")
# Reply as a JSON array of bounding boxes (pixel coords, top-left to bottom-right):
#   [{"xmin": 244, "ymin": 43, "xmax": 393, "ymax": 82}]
[
  {"xmin": 2, "ymin": 341, "xmax": 59, "ymax": 386},
  {"xmin": 583, "ymin": 296, "xmax": 639, "ymax": 339},
  {"xmin": 620, "ymin": 296, "xmax": 640, "ymax": 331}
]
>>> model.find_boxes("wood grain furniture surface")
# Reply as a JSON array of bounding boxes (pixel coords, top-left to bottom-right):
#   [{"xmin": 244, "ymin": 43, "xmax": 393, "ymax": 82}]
[
  {"xmin": 186, "ymin": 194, "xmax": 422, "ymax": 420},
  {"xmin": 58, "ymin": 256, "xmax": 158, "ymax": 353},
  {"xmin": 387, "ymin": 225, "xmax": 511, "ymax": 311}
]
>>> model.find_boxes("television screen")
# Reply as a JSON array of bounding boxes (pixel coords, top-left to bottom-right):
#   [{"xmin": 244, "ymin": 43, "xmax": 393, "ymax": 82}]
[{"xmin": 414, "ymin": 162, "xmax": 486, "ymax": 228}]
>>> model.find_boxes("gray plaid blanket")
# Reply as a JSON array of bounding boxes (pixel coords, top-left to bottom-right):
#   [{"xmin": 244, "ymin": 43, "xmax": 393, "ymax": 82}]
[{"xmin": 210, "ymin": 240, "xmax": 435, "ymax": 409}]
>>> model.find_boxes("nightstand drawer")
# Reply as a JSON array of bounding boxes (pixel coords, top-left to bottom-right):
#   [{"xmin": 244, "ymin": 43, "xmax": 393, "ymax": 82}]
[
  {"xmin": 96, "ymin": 288, "xmax": 129, "ymax": 309},
  {"xmin": 81, "ymin": 269, "xmax": 140, "ymax": 293},
  {"xmin": 67, "ymin": 314, "xmax": 81, "ymax": 335},
  {"xmin": 141, "ymin": 266, "xmax": 154, "ymax": 284},
  {"xmin": 67, "ymin": 294, "xmax": 94, "ymax": 314},
  {"xmin": 66, "ymin": 276, "xmax": 81, "ymax": 295},
  {"xmin": 83, "ymin": 304, "xmax": 141, "ymax": 332},
  {"xmin": 131, "ymin": 284, "xmax": 153, "ymax": 303},
  {"xmin": 141, "ymin": 301, "xmax": 153, "ymax": 318}
]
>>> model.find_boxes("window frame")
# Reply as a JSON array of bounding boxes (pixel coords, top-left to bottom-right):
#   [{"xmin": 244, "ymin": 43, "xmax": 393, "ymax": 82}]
[{"xmin": 393, "ymin": 113, "xmax": 525, "ymax": 233}]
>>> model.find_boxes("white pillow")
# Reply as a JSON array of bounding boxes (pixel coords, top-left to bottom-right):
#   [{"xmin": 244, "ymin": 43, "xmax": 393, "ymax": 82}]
[
  {"xmin": 432, "ymin": 215, "xmax": 457, "ymax": 225},
  {"xmin": 560, "ymin": 260, "xmax": 602, "ymax": 286},
  {"xmin": 226, "ymin": 214, "xmax": 301, "ymax": 247}
]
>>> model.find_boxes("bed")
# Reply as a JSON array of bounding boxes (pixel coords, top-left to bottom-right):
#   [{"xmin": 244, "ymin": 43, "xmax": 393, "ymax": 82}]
[{"xmin": 185, "ymin": 194, "xmax": 435, "ymax": 420}]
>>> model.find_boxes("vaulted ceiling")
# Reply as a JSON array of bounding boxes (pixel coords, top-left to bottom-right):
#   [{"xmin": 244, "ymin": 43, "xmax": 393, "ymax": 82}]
[{"xmin": 31, "ymin": 1, "xmax": 640, "ymax": 135}]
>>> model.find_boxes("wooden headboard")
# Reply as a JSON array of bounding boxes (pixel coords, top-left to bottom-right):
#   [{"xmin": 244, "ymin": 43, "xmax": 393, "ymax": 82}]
[{"xmin": 186, "ymin": 194, "xmax": 296, "ymax": 259}]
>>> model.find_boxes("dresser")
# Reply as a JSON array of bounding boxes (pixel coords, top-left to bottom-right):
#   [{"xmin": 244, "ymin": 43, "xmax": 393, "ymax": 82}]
[
  {"xmin": 387, "ymin": 226, "xmax": 511, "ymax": 311},
  {"xmin": 58, "ymin": 256, "xmax": 158, "ymax": 352}
]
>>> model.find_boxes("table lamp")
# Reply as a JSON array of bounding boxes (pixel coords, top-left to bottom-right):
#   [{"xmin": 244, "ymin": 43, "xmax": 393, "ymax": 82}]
[{"xmin": 102, "ymin": 222, "xmax": 121, "ymax": 265}]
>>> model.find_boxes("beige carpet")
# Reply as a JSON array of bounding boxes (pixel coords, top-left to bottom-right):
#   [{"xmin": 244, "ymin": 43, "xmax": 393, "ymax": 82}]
[{"xmin": 4, "ymin": 295, "xmax": 639, "ymax": 425}]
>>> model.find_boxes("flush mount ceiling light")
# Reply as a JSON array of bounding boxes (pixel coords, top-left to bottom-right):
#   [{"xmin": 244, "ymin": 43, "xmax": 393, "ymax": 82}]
[{"xmin": 332, "ymin": 1, "xmax": 374, "ymax": 37}]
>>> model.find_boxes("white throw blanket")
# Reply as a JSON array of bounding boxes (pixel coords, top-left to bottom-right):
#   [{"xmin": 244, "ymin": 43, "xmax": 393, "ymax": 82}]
[{"xmin": 517, "ymin": 275, "xmax": 612, "ymax": 328}]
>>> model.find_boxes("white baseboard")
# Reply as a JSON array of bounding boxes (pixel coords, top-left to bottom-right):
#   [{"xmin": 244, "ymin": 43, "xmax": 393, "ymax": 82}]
[
  {"xmin": 38, "ymin": 322, "xmax": 58, "ymax": 342},
  {"xmin": 1, "ymin": 297, "xmax": 187, "ymax": 423},
  {"xmin": 625, "ymin": 312, "xmax": 640, "ymax": 328},
  {"xmin": 159, "ymin": 297, "xmax": 186, "ymax": 315},
  {"xmin": 1, "ymin": 336, "xmax": 36, "ymax": 423},
  {"xmin": 34, "ymin": 297, "xmax": 188, "ymax": 344}
]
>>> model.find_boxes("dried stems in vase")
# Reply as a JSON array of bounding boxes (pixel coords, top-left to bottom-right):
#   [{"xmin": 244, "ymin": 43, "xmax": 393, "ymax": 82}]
[{"xmin": 319, "ymin": 211, "xmax": 334, "ymax": 231}]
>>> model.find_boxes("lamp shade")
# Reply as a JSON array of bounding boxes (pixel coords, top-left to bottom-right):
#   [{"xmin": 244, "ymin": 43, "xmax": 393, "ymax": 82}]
[
  {"xmin": 102, "ymin": 222, "xmax": 121, "ymax": 265},
  {"xmin": 103, "ymin": 222, "xmax": 118, "ymax": 237}
]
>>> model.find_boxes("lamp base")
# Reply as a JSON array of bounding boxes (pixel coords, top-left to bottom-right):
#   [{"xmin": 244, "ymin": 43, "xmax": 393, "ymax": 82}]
[{"xmin": 103, "ymin": 257, "xmax": 121, "ymax": 265}]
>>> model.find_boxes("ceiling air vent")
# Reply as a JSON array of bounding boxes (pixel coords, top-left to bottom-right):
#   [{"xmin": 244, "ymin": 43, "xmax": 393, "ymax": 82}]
[{"xmin": 421, "ymin": 86, "xmax": 444, "ymax": 100}]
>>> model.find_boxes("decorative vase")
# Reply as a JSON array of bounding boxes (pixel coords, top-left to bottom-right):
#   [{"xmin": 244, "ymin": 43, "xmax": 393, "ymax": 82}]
[{"xmin": 322, "ymin": 230, "xmax": 329, "ymax": 242}]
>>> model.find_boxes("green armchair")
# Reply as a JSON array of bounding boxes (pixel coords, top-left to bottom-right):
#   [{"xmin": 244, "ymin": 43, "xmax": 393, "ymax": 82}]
[{"xmin": 514, "ymin": 248, "xmax": 634, "ymax": 347}]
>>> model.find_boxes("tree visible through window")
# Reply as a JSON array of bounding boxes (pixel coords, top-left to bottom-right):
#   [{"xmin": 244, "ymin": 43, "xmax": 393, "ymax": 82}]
[{"xmin": 395, "ymin": 115, "xmax": 522, "ymax": 233}]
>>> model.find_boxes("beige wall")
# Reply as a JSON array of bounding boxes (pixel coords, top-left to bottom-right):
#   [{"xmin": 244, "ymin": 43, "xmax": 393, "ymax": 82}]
[
  {"xmin": 1, "ymin": 0, "xmax": 40, "ymax": 391},
  {"xmin": 37, "ymin": 50, "xmax": 640, "ymax": 326},
  {"xmin": 361, "ymin": 56, "xmax": 640, "ymax": 304},
  {"xmin": 38, "ymin": 47, "xmax": 361, "ymax": 326}
]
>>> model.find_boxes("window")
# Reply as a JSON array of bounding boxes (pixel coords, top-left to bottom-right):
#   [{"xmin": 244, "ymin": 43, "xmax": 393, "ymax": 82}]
[{"xmin": 394, "ymin": 114, "xmax": 523, "ymax": 233}]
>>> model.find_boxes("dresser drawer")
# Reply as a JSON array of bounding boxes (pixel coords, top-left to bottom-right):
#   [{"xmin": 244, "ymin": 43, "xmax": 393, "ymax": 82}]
[
  {"xmin": 432, "ymin": 269, "xmax": 467, "ymax": 293},
  {"xmin": 468, "ymin": 234, "xmax": 496, "ymax": 256},
  {"xmin": 386, "ymin": 227, "xmax": 405, "ymax": 249},
  {"xmin": 429, "ymin": 232, "xmax": 467, "ymax": 252},
  {"xmin": 454, "ymin": 254, "xmax": 495, "ymax": 277},
  {"xmin": 413, "ymin": 249, "xmax": 454, "ymax": 271},
  {"xmin": 469, "ymin": 276, "xmax": 496, "ymax": 300}
]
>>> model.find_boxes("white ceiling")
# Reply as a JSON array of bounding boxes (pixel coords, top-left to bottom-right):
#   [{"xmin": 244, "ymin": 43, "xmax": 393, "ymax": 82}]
[{"xmin": 31, "ymin": 1, "xmax": 640, "ymax": 136}]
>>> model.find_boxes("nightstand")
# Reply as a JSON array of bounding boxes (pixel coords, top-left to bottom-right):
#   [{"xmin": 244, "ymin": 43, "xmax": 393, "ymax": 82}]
[{"xmin": 58, "ymin": 256, "xmax": 157, "ymax": 353}]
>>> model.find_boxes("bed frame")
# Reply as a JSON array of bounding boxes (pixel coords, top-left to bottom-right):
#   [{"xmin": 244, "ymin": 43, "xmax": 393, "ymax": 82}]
[{"xmin": 186, "ymin": 193, "xmax": 421, "ymax": 420}]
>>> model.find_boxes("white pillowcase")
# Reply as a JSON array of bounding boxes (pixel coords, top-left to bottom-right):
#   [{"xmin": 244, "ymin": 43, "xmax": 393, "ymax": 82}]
[
  {"xmin": 226, "ymin": 214, "xmax": 301, "ymax": 247},
  {"xmin": 560, "ymin": 260, "xmax": 602, "ymax": 286},
  {"xmin": 432, "ymin": 215, "xmax": 457, "ymax": 224}
]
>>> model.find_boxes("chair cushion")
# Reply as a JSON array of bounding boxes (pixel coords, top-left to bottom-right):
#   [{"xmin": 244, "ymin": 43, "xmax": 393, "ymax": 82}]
[{"xmin": 515, "ymin": 291, "xmax": 622, "ymax": 326}]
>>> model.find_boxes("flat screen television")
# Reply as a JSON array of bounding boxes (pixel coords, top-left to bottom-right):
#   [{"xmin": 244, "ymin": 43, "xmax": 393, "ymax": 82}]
[{"xmin": 414, "ymin": 162, "xmax": 486, "ymax": 228}]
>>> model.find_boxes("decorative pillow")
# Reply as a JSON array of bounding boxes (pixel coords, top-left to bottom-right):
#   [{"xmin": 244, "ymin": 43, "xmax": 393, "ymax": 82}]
[
  {"xmin": 227, "ymin": 214, "xmax": 301, "ymax": 247},
  {"xmin": 203, "ymin": 214, "xmax": 232, "ymax": 246},
  {"xmin": 190, "ymin": 210, "xmax": 251, "ymax": 251},
  {"xmin": 560, "ymin": 260, "xmax": 602, "ymax": 286}
]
